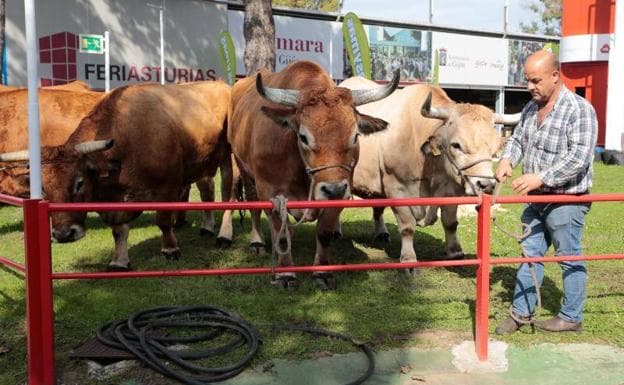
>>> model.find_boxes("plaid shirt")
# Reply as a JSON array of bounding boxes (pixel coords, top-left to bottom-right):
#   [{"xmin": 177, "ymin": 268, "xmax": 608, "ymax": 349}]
[{"xmin": 501, "ymin": 85, "xmax": 598, "ymax": 194}]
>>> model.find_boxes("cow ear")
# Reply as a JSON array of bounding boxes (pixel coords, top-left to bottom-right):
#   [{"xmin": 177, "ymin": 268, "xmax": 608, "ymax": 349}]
[
  {"xmin": 421, "ymin": 135, "xmax": 443, "ymax": 156},
  {"xmin": 357, "ymin": 113, "xmax": 389, "ymax": 135},
  {"xmin": 261, "ymin": 106, "xmax": 297, "ymax": 130}
]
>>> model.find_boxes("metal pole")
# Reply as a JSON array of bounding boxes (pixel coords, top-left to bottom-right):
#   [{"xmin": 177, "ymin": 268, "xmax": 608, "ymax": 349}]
[
  {"xmin": 25, "ymin": 200, "xmax": 55, "ymax": 385},
  {"xmin": 24, "ymin": 0, "xmax": 42, "ymax": 199},
  {"xmin": 429, "ymin": 0, "xmax": 434, "ymax": 24},
  {"xmin": 104, "ymin": 31, "xmax": 110, "ymax": 92},
  {"xmin": 475, "ymin": 193, "xmax": 492, "ymax": 361},
  {"xmin": 503, "ymin": 0, "xmax": 509, "ymax": 35},
  {"xmin": 159, "ymin": 6, "xmax": 164, "ymax": 85}
]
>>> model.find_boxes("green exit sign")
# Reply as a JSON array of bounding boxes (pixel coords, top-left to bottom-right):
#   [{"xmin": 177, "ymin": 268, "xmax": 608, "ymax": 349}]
[{"xmin": 79, "ymin": 34, "xmax": 104, "ymax": 54}]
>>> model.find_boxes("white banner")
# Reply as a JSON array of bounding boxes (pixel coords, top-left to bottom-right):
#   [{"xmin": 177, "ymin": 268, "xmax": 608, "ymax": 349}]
[
  {"xmin": 432, "ymin": 32, "xmax": 508, "ymax": 86},
  {"xmin": 228, "ymin": 10, "xmax": 344, "ymax": 79}
]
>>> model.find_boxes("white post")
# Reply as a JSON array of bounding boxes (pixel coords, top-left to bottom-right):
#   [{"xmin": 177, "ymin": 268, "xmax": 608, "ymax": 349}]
[
  {"xmin": 496, "ymin": 87, "xmax": 505, "ymax": 137},
  {"xmin": 148, "ymin": 2, "xmax": 165, "ymax": 85},
  {"xmin": 24, "ymin": 0, "xmax": 42, "ymax": 199},
  {"xmin": 605, "ymin": 0, "xmax": 624, "ymax": 151},
  {"xmin": 104, "ymin": 31, "xmax": 110, "ymax": 92},
  {"xmin": 159, "ymin": 6, "xmax": 164, "ymax": 85},
  {"xmin": 503, "ymin": 0, "xmax": 509, "ymax": 35},
  {"xmin": 429, "ymin": 0, "xmax": 434, "ymax": 24}
]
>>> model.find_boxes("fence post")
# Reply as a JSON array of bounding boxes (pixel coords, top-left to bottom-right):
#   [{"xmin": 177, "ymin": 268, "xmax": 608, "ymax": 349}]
[
  {"xmin": 475, "ymin": 193, "xmax": 492, "ymax": 361},
  {"xmin": 24, "ymin": 199, "xmax": 55, "ymax": 385}
]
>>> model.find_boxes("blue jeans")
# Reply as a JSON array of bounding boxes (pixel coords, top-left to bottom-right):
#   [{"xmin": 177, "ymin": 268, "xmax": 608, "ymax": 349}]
[{"xmin": 511, "ymin": 202, "xmax": 590, "ymax": 323}]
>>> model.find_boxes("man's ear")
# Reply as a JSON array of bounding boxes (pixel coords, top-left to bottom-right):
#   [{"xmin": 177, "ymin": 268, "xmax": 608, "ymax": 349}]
[
  {"xmin": 357, "ymin": 112, "xmax": 389, "ymax": 135},
  {"xmin": 261, "ymin": 105, "xmax": 297, "ymax": 130}
]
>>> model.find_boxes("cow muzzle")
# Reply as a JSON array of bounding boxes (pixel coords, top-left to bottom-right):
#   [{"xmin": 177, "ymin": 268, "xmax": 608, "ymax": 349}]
[
  {"xmin": 315, "ymin": 180, "xmax": 350, "ymax": 200},
  {"xmin": 466, "ymin": 176, "xmax": 496, "ymax": 195},
  {"xmin": 52, "ymin": 224, "xmax": 86, "ymax": 243}
]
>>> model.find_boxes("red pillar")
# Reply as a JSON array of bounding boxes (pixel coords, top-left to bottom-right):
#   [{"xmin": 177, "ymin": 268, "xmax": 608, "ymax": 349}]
[
  {"xmin": 24, "ymin": 199, "xmax": 55, "ymax": 385},
  {"xmin": 475, "ymin": 194, "xmax": 492, "ymax": 361}
]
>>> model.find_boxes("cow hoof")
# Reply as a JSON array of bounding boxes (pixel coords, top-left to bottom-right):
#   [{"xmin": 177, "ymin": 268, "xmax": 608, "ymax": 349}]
[
  {"xmin": 374, "ymin": 232, "xmax": 391, "ymax": 244},
  {"xmin": 199, "ymin": 228, "xmax": 215, "ymax": 237},
  {"xmin": 445, "ymin": 251, "xmax": 465, "ymax": 260},
  {"xmin": 313, "ymin": 272, "xmax": 337, "ymax": 291},
  {"xmin": 162, "ymin": 249, "xmax": 181, "ymax": 260},
  {"xmin": 173, "ymin": 219, "xmax": 188, "ymax": 229},
  {"xmin": 216, "ymin": 237, "xmax": 233, "ymax": 248},
  {"xmin": 107, "ymin": 264, "xmax": 131, "ymax": 272},
  {"xmin": 403, "ymin": 268, "xmax": 422, "ymax": 278},
  {"xmin": 271, "ymin": 274, "xmax": 298, "ymax": 290},
  {"xmin": 249, "ymin": 242, "xmax": 267, "ymax": 256}
]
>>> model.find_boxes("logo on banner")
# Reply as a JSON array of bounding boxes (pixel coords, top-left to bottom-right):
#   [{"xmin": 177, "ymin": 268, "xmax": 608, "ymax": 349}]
[
  {"xmin": 600, "ymin": 44, "xmax": 610, "ymax": 54},
  {"xmin": 218, "ymin": 31, "xmax": 236, "ymax": 85},
  {"xmin": 342, "ymin": 12, "xmax": 371, "ymax": 79}
]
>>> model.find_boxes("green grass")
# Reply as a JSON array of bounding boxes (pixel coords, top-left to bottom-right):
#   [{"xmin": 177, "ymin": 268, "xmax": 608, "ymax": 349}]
[{"xmin": 1, "ymin": 162, "xmax": 624, "ymax": 384}]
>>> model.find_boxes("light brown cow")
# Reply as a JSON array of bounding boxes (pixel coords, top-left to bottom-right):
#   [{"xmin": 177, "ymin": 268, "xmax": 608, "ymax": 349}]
[
  {"xmin": 339, "ymin": 77, "xmax": 520, "ymax": 270},
  {"xmin": 0, "ymin": 81, "xmax": 233, "ymax": 270},
  {"xmin": 0, "ymin": 86, "xmax": 104, "ymax": 197},
  {"xmin": 229, "ymin": 61, "xmax": 398, "ymax": 289}
]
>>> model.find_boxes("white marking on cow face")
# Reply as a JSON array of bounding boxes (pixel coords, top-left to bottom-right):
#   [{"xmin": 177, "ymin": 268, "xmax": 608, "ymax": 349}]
[{"xmin": 445, "ymin": 111, "xmax": 499, "ymax": 195}]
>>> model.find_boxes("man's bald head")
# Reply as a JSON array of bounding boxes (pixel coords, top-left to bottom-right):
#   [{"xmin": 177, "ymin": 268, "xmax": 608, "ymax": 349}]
[
  {"xmin": 525, "ymin": 50, "xmax": 560, "ymax": 73},
  {"xmin": 523, "ymin": 50, "xmax": 561, "ymax": 106}
]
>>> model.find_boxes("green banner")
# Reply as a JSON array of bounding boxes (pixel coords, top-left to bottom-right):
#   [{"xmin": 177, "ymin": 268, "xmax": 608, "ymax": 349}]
[
  {"xmin": 218, "ymin": 31, "xmax": 237, "ymax": 85},
  {"xmin": 342, "ymin": 12, "xmax": 371, "ymax": 79},
  {"xmin": 431, "ymin": 49, "xmax": 440, "ymax": 85}
]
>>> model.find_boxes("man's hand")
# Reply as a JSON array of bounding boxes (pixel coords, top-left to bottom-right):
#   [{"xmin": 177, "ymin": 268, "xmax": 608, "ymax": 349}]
[
  {"xmin": 495, "ymin": 158, "xmax": 513, "ymax": 183},
  {"xmin": 511, "ymin": 173, "xmax": 543, "ymax": 195}
]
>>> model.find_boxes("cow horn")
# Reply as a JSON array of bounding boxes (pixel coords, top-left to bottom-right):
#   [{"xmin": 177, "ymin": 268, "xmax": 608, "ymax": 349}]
[
  {"xmin": 255, "ymin": 73, "xmax": 300, "ymax": 107},
  {"xmin": 351, "ymin": 69, "xmax": 400, "ymax": 106},
  {"xmin": 421, "ymin": 91, "xmax": 450, "ymax": 120},
  {"xmin": 493, "ymin": 112, "xmax": 522, "ymax": 126},
  {"xmin": 0, "ymin": 150, "xmax": 29, "ymax": 162},
  {"xmin": 74, "ymin": 139, "xmax": 114, "ymax": 154}
]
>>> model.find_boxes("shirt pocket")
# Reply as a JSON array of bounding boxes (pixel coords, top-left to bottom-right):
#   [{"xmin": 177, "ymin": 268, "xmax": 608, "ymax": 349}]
[{"xmin": 535, "ymin": 126, "xmax": 566, "ymax": 155}]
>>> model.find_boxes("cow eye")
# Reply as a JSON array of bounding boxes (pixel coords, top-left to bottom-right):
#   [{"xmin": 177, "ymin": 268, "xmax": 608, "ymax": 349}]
[
  {"xmin": 299, "ymin": 134, "xmax": 309, "ymax": 146},
  {"xmin": 451, "ymin": 142, "xmax": 462, "ymax": 151},
  {"xmin": 73, "ymin": 176, "xmax": 85, "ymax": 194}
]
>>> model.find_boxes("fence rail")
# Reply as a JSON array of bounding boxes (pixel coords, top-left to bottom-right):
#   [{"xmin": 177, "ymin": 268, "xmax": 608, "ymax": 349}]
[{"xmin": 1, "ymin": 192, "xmax": 623, "ymax": 385}]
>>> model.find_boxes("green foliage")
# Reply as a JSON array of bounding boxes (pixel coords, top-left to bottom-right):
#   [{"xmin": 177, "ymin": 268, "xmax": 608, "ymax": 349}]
[
  {"xmin": 0, "ymin": 162, "xmax": 623, "ymax": 384},
  {"xmin": 520, "ymin": 0, "xmax": 562, "ymax": 36},
  {"xmin": 272, "ymin": 0, "xmax": 341, "ymax": 12}
]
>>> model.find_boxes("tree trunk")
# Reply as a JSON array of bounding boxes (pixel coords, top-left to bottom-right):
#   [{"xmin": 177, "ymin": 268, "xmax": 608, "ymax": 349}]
[
  {"xmin": 243, "ymin": 0, "xmax": 275, "ymax": 75},
  {"xmin": 0, "ymin": 0, "xmax": 5, "ymax": 84}
]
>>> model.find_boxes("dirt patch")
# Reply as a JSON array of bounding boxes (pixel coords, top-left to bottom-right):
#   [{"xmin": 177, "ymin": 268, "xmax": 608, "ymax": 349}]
[{"xmin": 374, "ymin": 329, "xmax": 472, "ymax": 349}]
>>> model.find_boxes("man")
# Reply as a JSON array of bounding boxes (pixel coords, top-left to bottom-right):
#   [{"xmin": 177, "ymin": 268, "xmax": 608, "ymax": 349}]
[{"xmin": 495, "ymin": 50, "xmax": 598, "ymax": 334}]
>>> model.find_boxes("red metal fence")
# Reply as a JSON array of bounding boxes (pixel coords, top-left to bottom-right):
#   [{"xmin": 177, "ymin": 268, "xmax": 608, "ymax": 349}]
[{"xmin": 1, "ymin": 192, "xmax": 623, "ymax": 385}]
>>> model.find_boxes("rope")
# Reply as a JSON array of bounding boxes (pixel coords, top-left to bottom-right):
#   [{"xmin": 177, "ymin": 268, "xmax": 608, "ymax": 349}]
[
  {"xmin": 489, "ymin": 182, "xmax": 542, "ymax": 325},
  {"xmin": 96, "ymin": 305, "xmax": 375, "ymax": 385}
]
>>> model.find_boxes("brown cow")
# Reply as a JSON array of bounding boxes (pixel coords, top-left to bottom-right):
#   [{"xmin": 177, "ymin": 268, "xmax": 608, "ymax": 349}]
[
  {"xmin": 0, "ymin": 86, "xmax": 104, "ymax": 197},
  {"xmin": 229, "ymin": 61, "xmax": 398, "ymax": 289},
  {"xmin": 339, "ymin": 77, "xmax": 520, "ymax": 271},
  {"xmin": 0, "ymin": 81, "xmax": 233, "ymax": 270}
]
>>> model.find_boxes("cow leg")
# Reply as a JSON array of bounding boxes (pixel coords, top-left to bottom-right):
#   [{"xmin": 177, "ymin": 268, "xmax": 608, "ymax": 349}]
[
  {"xmin": 268, "ymin": 208, "xmax": 297, "ymax": 288},
  {"xmin": 108, "ymin": 223, "xmax": 130, "ymax": 271},
  {"xmin": 217, "ymin": 155, "xmax": 236, "ymax": 245},
  {"xmin": 242, "ymin": 174, "xmax": 266, "ymax": 255},
  {"xmin": 373, "ymin": 207, "xmax": 390, "ymax": 243},
  {"xmin": 391, "ymin": 206, "xmax": 421, "ymax": 277},
  {"xmin": 196, "ymin": 176, "xmax": 216, "ymax": 236},
  {"xmin": 441, "ymin": 205, "xmax": 464, "ymax": 260},
  {"xmin": 174, "ymin": 185, "xmax": 191, "ymax": 228},
  {"xmin": 156, "ymin": 210, "xmax": 180, "ymax": 260},
  {"xmin": 312, "ymin": 208, "xmax": 342, "ymax": 290}
]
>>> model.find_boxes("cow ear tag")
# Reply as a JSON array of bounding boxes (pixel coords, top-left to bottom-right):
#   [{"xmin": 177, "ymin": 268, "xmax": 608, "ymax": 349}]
[{"xmin": 431, "ymin": 145, "xmax": 441, "ymax": 156}]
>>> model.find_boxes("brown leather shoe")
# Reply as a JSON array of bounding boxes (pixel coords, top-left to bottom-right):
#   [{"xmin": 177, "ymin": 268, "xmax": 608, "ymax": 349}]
[
  {"xmin": 495, "ymin": 313, "xmax": 531, "ymax": 335},
  {"xmin": 534, "ymin": 316, "xmax": 582, "ymax": 332}
]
